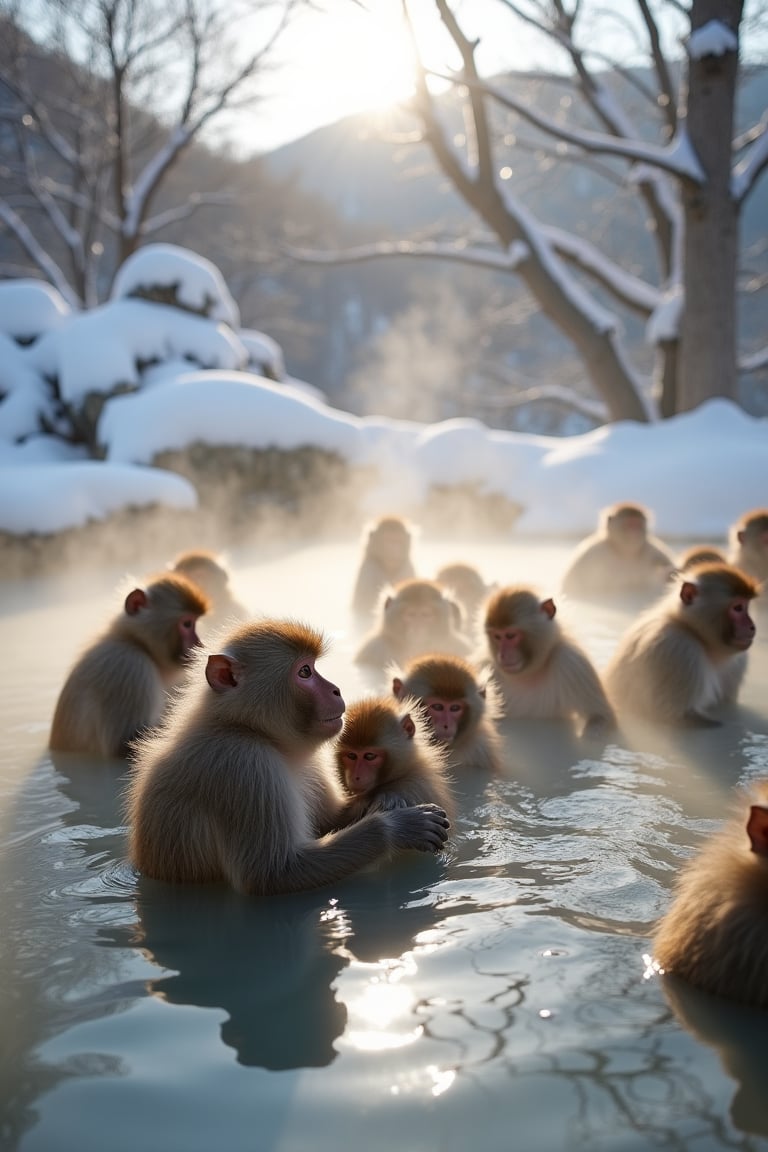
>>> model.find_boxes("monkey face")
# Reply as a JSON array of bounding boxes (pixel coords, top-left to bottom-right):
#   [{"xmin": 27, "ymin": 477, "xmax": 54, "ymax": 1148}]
[
  {"xmin": 422, "ymin": 696, "xmax": 467, "ymax": 742},
  {"xmin": 338, "ymin": 747, "xmax": 386, "ymax": 794},
  {"xmin": 487, "ymin": 627, "xmax": 528, "ymax": 673},
  {"xmin": 291, "ymin": 656, "xmax": 346, "ymax": 738}
]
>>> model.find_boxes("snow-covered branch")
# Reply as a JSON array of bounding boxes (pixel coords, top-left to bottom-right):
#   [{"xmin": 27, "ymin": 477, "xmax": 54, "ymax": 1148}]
[
  {"xmin": 731, "ymin": 116, "xmax": 768, "ymax": 203},
  {"xmin": 0, "ymin": 203, "xmax": 80, "ymax": 308},
  {"xmin": 286, "ymin": 238, "xmax": 530, "ymax": 273},
  {"xmin": 739, "ymin": 346, "xmax": 768, "ymax": 372},
  {"xmin": 543, "ymin": 227, "xmax": 660, "ymax": 316}
]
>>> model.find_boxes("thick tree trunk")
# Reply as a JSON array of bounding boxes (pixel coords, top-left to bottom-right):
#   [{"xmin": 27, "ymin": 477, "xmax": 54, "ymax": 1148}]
[{"xmin": 678, "ymin": 0, "xmax": 743, "ymax": 413}]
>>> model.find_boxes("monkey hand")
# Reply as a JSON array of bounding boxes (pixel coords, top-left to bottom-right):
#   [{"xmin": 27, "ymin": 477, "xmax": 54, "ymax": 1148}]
[{"xmin": 384, "ymin": 803, "xmax": 450, "ymax": 854}]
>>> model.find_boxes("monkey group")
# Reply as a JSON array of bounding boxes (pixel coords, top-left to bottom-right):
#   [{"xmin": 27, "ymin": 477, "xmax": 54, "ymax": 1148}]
[{"xmin": 44, "ymin": 506, "xmax": 768, "ymax": 1010}]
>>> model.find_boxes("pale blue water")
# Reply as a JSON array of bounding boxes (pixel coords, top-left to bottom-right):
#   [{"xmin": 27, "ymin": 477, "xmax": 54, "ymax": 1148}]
[{"xmin": 2, "ymin": 539, "xmax": 768, "ymax": 1152}]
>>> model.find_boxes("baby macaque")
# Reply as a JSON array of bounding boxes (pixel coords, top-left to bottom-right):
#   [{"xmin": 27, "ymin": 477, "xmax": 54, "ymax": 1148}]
[
  {"xmin": 171, "ymin": 548, "xmax": 249, "ymax": 635},
  {"xmin": 729, "ymin": 508, "xmax": 768, "ymax": 584},
  {"xmin": 392, "ymin": 654, "xmax": 504, "ymax": 773},
  {"xmin": 49, "ymin": 573, "xmax": 208, "ymax": 758},
  {"xmin": 676, "ymin": 545, "xmax": 727, "ymax": 573},
  {"xmin": 354, "ymin": 578, "xmax": 473, "ymax": 670},
  {"xmin": 334, "ymin": 696, "xmax": 456, "ymax": 823},
  {"xmin": 435, "ymin": 563, "xmax": 496, "ymax": 630},
  {"xmin": 604, "ymin": 562, "xmax": 758, "ymax": 725},
  {"xmin": 561, "ymin": 501, "xmax": 675, "ymax": 601},
  {"xmin": 351, "ymin": 515, "xmax": 416, "ymax": 622},
  {"xmin": 482, "ymin": 586, "xmax": 615, "ymax": 736},
  {"xmin": 653, "ymin": 780, "xmax": 768, "ymax": 1008},
  {"xmin": 126, "ymin": 620, "xmax": 450, "ymax": 894}
]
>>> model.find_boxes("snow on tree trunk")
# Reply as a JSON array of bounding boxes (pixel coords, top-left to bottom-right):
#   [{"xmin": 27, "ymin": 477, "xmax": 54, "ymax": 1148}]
[{"xmin": 678, "ymin": 0, "xmax": 743, "ymax": 413}]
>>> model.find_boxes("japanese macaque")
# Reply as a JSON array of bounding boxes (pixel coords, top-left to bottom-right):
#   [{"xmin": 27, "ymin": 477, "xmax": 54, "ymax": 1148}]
[
  {"xmin": 729, "ymin": 508, "xmax": 768, "ymax": 584},
  {"xmin": 652, "ymin": 780, "xmax": 768, "ymax": 1008},
  {"xmin": 677, "ymin": 544, "xmax": 727, "ymax": 573},
  {"xmin": 171, "ymin": 548, "xmax": 249, "ymax": 635},
  {"xmin": 604, "ymin": 563, "xmax": 759, "ymax": 726},
  {"xmin": 354, "ymin": 578, "xmax": 473, "ymax": 671},
  {"xmin": 392, "ymin": 654, "xmax": 504, "ymax": 774},
  {"xmin": 126, "ymin": 620, "xmax": 450, "ymax": 894},
  {"xmin": 49, "ymin": 573, "xmax": 208, "ymax": 759},
  {"xmin": 351, "ymin": 515, "xmax": 416, "ymax": 622},
  {"xmin": 482, "ymin": 586, "xmax": 615, "ymax": 737},
  {"xmin": 561, "ymin": 502, "xmax": 675, "ymax": 601},
  {"xmin": 334, "ymin": 696, "xmax": 456, "ymax": 823},
  {"xmin": 435, "ymin": 563, "xmax": 496, "ymax": 630}
]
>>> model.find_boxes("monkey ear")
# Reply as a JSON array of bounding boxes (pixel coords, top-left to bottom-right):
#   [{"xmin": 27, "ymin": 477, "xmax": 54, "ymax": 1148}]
[
  {"xmin": 125, "ymin": 588, "xmax": 148, "ymax": 615},
  {"xmin": 478, "ymin": 684, "xmax": 487, "ymax": 699},
  {"xmin": 737, "ymin": 529, "xmax": 746, "ymax": 545},
  {"xmin": 680, "ymin": 581, "xmax": 699, "ymax": 606},
  {"xmin": 392, "ymin": 676, "xmax": 404, "ymax": 698},
  {"xmin": 205, "ymin": 654, "xmax": 243, "ymax": 693},
  {"xmin": 747, "ymin": 804, "xmax": 768, "ymax": 856},
  {"xmin": 400, "ymin": 713, "xmax": 416, "ymax": 740},
  {"xmin": 540, "ymin": 597, "xmax": 556, "ymax": 619}
]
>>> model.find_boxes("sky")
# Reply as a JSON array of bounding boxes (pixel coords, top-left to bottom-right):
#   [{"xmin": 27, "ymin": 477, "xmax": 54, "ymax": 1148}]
[
  {"xmin": 244, "ymin": 0, "xmax": 692, "ymax": 154},
  {"xmin": 0, "ymin": 244, "xmax": 765, "ymax": 546}
]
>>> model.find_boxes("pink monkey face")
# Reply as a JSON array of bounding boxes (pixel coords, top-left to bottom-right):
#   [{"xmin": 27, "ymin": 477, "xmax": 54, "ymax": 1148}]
[
  {"xmin": 423, "ymin": 696, "xmax": 466, "ymax": 742},
  {"xmin": 340, "ymin": 747, "xmax": 385, "ymax": 793},
  {"xmin": 292, "ymin": 656, "xmax": 346, "ymax": 736}
]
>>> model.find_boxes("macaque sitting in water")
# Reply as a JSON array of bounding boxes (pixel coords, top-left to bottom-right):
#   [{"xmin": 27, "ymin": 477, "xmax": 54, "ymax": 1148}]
[
  {"xmin": 392, "ymin": 654, "xmax": 504, "ymax": 774},
  {"xmin": 652, "ymin": 780, "xmax": 768, "ymax": 1008},
  {"xmin": 49, "ymin": 573, "xmax": 208, "ymax": 758},
  {"xmin": 604, "ymin": 562, "xmax": 758, "ymax": 726},
  {"xmin": 481, "ymin": 586, "xmax": 616, "ymax": 737},
  {"xmin": 333, "ymin": 696, "xmax": 456, "ymax": 824},
  {"xmin": 126, "ymin": 619, "xmax": 450, "ymax": 894},
  {"xmin": 171, "ymin": 548, "xmax": 249, "ymax": 637},
  {"xmin": 561, "ymin": 501, "xmax": 675, "ymax": 602},
  {"xmin": 354, "ymin": 578, "xmax": 473, "ymax": 673},
  {"xmin": 351, "ymin": 515, "xmax": 416, "ymax": 623},
  {"xmin": 435, "ymin": 562, "xmax": 496, "ymax": 632},
  {"xmin": 729, "ymin": 508, "xmax": 768, "ymax": 585}
]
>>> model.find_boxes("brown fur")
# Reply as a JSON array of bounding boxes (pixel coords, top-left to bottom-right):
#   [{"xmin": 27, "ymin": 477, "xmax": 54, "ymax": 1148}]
[
  {"xmin": 653, "ymin": 780, "xmax": 768, "ymax": 1008},
  {"xmin": 333, "ymin": 696, "xmax": 456, "ymax": 822},
  {"xmin": 354, "ymin": 578, "xmax": 472, "ymax": 671},
  {"xmin": 393, "ymin": 654, "xmax": 504, "ymax": 773},
  {"xmin": 729, "ymin": 508, "xmax": 768, "ymax": 584},
  {"xmin": 171, "ymin": 548, "xmax": 249, "ymax": 634},
  {"xmin": 351, "ymin": 515, "xmax": 416, "ymax": 622},
  {"xmin": 561, "ymin": 501, "xmax": 674, "ymax": 600},
  {"xmin": 49, "ymin": 573, "xmax": 209, "ymax": 758},
  {"xmin": 435, "ymin": 563, "xmax": 495, "ymax": 631},
  {"xmin": 482, "ymin": 586, "xmax": 615, "ymax": 736},
  {"xmin": 676, "ymin": 545, "xmax": 727, "ymax": 573},
  {"xmin": 125, "ymin": 619, "xmax": 450, "ymax": 895},
  {"xmin": 604, "ymin": 563, "xmax": 759, "ymax": 725}
]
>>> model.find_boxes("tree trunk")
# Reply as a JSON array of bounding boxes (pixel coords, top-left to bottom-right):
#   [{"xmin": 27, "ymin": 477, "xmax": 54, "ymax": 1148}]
[{"xmin": 678, "ymin": 0, "xmax": 743, "ymax": 413}]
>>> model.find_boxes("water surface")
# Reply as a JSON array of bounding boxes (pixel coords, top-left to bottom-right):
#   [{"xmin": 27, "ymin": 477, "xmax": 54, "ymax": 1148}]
[{"xmin": 2, "ymin": 537, "xmax": 768, "ymax": 1152}]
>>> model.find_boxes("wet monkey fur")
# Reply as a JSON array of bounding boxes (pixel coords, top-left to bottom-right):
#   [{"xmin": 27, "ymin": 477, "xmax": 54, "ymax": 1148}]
[
  {"xmin": 333, "ymin": 696, "xmax": 456, "ymax": 824},
  {"xmin": 393, "ymin": 654, "xmax": 504, "ymax": 774},
  {"xmin": 49, "ymin": 573, "xmax": 208, "ymax": 758},
  {"xmin": 126, "ymin": 620, "xmax": 450, "ymax": 895}
]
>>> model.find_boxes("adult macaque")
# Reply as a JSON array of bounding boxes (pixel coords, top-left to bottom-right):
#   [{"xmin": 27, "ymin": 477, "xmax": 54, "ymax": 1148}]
[
  {"xmin": 729, "ymin": 508, "xmax": 768, "ymax": 584},
  {"xmin": 561, "ymin": 502, "xmax": 675, "ymax": 601},
  {"xmin": 49, "ymin": 574, "xmax": 208, "ymax": 758},
  {"xmin": 392, "ymin": 654, "xmax": 504, "ymax": 773},
  {"xmin": 435, "ymin": 563, "xmax": 496, "ymax": 629},
  {"xmin": 171, "ymin": 548, "xmax": 249, "ymax": 634},
  {"xmin": 126, "ymin": 620, "xmax": 450, "ymax": 894},
  {"xmin": 482, "ymin": 586, "xmax": 615, "ymax": 737},
  {"xmin": 334, "ymin": 696, "xmax": 456, "ymax": 823},
  {"xmin": 653, "ymin": 780, "xmax": 768, "ymax": 1008},
  {"xmin": 351, "ymin": 515, "xmax": 416, "ymax": 622},
  {"xmin": 676, "ymin": 545, "xmax": 727, "ymax": 573},
  {"xmin": 604, "ymin": 563, "xmax": 758, "ymax": 726},
  {"xmin": 354, "ymin": 578, "xmax": 473, "ymax": 671}
]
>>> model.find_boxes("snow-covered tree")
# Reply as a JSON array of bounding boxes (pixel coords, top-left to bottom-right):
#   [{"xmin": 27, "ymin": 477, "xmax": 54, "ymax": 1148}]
[
  {"xmin": 0, "ymin": 0, "xmax": 298, "ymax": 307},
  {"xmin": 302, "ymin": 0, "xmax": 767, "ymax": 422}
]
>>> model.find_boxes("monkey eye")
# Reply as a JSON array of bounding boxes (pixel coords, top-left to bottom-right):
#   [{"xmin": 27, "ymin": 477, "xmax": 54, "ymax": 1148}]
[
  {"xmin": 732, "ymin": 601, "xmax": 746, "ymax": 613},
  {"xmin": 449, "ymin": 704, "xmax": 462, "ymax": 713},
  {"xmin": 344, "ymin": 751, "xmax": 358, "ymax": 762},
  {"xmin": 180, "ymin": 617, "xmax": 195, "ymax": 631},
  {"xmin": 297, "ymin": 663, "xmax": 313, "ymax": 679},
  {"xmin": 363, "ymin": 752, "xmax": 378, "ymax": 761},
  {"xmin": 430, "ymin": 702, "xmax": 445, "ymax": 712}
]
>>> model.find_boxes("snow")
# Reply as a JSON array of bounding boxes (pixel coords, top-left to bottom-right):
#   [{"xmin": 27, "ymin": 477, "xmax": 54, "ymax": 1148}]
[
  {"xmin": 0, "ymin": 247, "xmax": 765, "ymax": 543},
  {"xmin": 110, "ymin": 243, "xmax": 240, "ymax": 327},
  {"xmin": 687, "ymin": 20, "xmax": 738, "ymax": 61},
  {"xmin": 0, "ymin": 279, "xmax": 72, "ymax": 341}
]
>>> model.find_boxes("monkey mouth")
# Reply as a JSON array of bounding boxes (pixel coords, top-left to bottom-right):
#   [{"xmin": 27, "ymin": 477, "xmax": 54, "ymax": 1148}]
[
  {"xmin": 322, "ymin": 714, "xmax": 345, "ymax": 728},
  {"xmin": 500, "ymin": 657, "xmax": 526, "ymax": 673}
]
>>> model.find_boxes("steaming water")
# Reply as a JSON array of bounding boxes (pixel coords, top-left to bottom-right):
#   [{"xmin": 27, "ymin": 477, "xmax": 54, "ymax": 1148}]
[{"xmin": 3, "ymin": 537, "xmax": 768, "ymax": 1152}]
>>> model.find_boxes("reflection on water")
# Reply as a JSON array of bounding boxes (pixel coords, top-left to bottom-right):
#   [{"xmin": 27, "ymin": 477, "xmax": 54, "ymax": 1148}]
[{"xmin": 2, "ymin": 538, "xmax": 768, "ymax": 1152}]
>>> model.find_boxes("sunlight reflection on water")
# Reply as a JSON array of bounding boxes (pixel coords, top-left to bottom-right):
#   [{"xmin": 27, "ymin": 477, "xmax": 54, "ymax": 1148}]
[{"xmin": 2, "ymin": 536, "xmax": 768, "ymax": 1151}]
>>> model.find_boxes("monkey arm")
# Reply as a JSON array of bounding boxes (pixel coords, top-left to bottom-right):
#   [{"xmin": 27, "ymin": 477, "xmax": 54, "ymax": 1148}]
[{"xmin": 555, "ymin": 644, "xmax": 616, "ymax": 730}]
